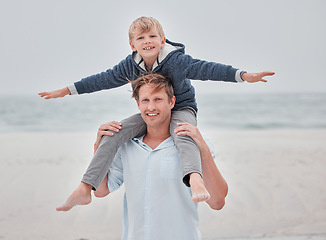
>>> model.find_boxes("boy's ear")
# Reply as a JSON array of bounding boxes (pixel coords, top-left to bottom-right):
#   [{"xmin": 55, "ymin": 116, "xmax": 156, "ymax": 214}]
[
  {"xmin": 129, "ymin": 41, "xmax": 137, "ymax": 52},
  {"xmin": 161, "ymin": 37, "xmax": 166, "ymax": 48}
]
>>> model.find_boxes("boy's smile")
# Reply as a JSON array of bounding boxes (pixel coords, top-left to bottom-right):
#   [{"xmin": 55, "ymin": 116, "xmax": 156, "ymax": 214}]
[{"xmin": 129, "ymin": 28, "xmax": 166, "ymax": 69}]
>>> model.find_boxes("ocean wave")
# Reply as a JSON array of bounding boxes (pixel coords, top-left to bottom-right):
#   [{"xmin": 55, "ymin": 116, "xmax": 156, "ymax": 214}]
[{"xmin": 1, "ymin": 93, "xmax": 326, "ymax": 132}]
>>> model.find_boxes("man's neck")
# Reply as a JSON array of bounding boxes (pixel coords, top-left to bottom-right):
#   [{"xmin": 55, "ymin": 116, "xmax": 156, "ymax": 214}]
[{"xmin": 143, "ymin": 126, "xmax": 170, "ymax": 150}]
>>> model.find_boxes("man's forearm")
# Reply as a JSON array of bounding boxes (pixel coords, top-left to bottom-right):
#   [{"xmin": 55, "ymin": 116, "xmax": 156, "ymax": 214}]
[
  {"xmin": 173, "ymin": 122, "xmax": 228, "ymax": 209},
  {"xmin": 200, "ymin": 142, "xmax": 228, "ymax": 210}
]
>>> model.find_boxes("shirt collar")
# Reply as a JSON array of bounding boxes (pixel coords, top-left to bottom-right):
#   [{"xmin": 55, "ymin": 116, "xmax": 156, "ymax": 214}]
[{"xmin": 133, "ymin": 135, "xmax": 175, "ymax": 151}]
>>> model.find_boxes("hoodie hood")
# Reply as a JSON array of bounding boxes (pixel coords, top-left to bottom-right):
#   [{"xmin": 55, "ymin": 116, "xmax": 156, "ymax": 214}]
[{"xmin": 132, "ymin": 39, "xmax": 184, "ymax": 71}]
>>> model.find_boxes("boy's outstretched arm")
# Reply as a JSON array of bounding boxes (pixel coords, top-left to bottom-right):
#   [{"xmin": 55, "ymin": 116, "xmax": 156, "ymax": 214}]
[
  {"xmin": 38, "ymin": 87, "xmax": 71, "ymax": 99},
  {"xmin": 241, "ymin": 71, "xmax": 275, "ymax": 83}
]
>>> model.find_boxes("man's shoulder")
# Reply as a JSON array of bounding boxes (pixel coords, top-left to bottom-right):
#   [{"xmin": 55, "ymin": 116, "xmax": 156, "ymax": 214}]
[{"xmin": 203, "ymin": 135, "xmax": 216, "ymax": 159}]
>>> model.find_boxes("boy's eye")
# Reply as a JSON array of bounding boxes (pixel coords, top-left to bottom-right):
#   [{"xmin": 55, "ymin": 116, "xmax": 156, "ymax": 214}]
[
  {"xmin": 137, "ymin": 36, "xmax": 144, "ymax": 40},
  {"xmin": 150, "ymin": 35, "xmax": 157, "ymax": 38}
]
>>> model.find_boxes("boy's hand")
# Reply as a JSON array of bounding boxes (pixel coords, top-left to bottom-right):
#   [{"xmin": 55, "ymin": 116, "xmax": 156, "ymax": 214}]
[
  {"xmin": 94, "ymin": 121, "xmax": 122, "ymax": 154},
  {"xmin": 241, "ymin": 71, "xmax": 275, "ymax": 83},
  {"xmin": 38, "ymin": 87, "xmax": 70, "ymax": 99}
]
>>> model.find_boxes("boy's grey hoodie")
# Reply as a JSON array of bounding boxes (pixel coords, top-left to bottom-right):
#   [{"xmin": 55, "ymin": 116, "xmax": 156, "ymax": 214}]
[{"xmin": 69, "ymin": 39, "xmax": 244, "ymax": 111}]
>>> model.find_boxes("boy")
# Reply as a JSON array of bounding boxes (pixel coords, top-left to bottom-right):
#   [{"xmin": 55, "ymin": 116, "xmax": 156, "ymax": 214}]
[{"xmin": 39, "ymin": 16, "xmax": 274, "ymax": 211}]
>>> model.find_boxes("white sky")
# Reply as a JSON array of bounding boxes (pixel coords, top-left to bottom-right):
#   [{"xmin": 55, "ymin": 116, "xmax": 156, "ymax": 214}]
[{"xmin": 1, "ymin": 0, "xmax": 325, "ymax": 95}]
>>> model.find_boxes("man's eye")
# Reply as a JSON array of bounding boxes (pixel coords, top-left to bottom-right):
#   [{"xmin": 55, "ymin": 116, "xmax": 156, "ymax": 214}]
[{"xmin": 156, "ymin": 98, "xmax": 162, "ymax": 101}]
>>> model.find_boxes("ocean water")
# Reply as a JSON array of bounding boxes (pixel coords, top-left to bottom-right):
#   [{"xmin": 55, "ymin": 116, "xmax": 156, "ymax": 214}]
[{"xmin": 0, "ymin": 92, "xmax": 325, "ymax": 133}]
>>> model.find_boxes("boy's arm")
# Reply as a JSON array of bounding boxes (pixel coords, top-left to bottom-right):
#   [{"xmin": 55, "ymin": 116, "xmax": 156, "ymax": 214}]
[
  {"xmin": 72, "ymin": 58, "xmax": 131, "ymax": 95},
  {"xmin": 174, "ymin": 122, "xmax": 228, "ymax": 210},
  {"xmin": 241, "ymin": 71, "xmax": 275, "ymax": 83},
  {"xmin": 38, "ymin": 87, "xmax": 71, "ymax": 99},
  {"xmin": 174, "ymin": 53, "xmax": 274, "ymax": 83},
  {"xmin": 39, "ymin": 57, "xmax": 132, "ymax": 99}
]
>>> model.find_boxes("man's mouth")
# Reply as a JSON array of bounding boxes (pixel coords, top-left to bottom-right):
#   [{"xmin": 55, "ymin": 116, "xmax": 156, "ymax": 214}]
[{"xmin": 147, "ymin": 113, "xmax": 158, "ymax": 116}]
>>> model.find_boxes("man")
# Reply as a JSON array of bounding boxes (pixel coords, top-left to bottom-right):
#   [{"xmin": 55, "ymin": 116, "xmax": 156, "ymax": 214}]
[{"xmin": 94, "ymin": 73, "xmax": 228, "ymax": 240}]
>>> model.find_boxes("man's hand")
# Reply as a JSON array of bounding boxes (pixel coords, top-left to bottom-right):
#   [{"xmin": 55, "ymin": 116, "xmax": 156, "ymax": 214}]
[
  {"xmin": 174, "ymin": 122, "xmax": 205, "ymax": 149},
  {"xmin": 94, "ymin": 121, "xmax": 122, "ymax": 154},
  {"xmin": 241, "ymin": 71, "xmax": 275, "ymax": 83},
  {"xmin": 38, "ymin": 87, "xmax": 71, "ymax": 99}
]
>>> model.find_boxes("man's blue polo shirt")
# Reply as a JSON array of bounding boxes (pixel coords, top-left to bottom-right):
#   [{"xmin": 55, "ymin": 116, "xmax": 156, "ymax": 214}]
[{"xmin": 107, "ymin": 136, "xmax": 201, "ymax": 240}]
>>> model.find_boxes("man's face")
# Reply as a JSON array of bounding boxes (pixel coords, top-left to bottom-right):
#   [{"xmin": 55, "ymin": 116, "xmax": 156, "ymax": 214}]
[
  {"xmin": 137, "ymin": 84, "xmax": 175, "ymax": 129},
  {"xmin": 129, "ymin": 28, "xmax": 166, "ymax": 62}
]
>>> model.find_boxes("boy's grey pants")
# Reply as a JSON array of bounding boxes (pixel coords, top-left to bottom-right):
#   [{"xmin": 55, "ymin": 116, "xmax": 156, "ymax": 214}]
[{"xmin": 82, "ymin": 107, "xmax": 201, "ymax": 189}]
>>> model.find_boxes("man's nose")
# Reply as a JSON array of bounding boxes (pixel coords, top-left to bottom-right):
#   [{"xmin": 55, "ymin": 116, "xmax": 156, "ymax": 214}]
[{"xmin": 147, "ymin": 101, "xmax": 155, "ymax": 110}]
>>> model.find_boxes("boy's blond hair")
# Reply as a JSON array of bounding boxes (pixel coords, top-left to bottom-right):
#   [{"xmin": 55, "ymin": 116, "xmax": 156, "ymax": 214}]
[{"xmin": 129, "ymin": 17, "xmax": 165, "ymax": 41}]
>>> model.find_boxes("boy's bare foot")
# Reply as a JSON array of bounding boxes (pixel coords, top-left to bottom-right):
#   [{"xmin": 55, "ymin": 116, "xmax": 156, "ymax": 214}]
[
  {"xmin": 189, "ymin": 173, "xmax": 210, "ymax": 203},
  {"xmin": 56, "ymin": 182, "xmax": 92, "ymax": 211}
]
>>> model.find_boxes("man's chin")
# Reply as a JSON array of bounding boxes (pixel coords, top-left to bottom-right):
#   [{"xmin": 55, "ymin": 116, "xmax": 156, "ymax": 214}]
[{"xmin": 144, "ymin": 120, "xmax": 158, "ymax": 127}]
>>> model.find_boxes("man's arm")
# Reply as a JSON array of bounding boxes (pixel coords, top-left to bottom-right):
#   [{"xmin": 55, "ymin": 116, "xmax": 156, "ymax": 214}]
[
  {"xmin": 94, "ymin": 152, "xmax": 124, "ymax": 198},
  {"xmin": 93, "ymin": 121, "xmax": 124, "ymax": 198},
  {"xmin": 175, "ymin": 122, "xmax": 228, "ymax": 210},
  {"xmin": 94, "ymin": 121, "xmax": 122, "ymax": 154},
  {"xmin": 94, "ymin": 174, "xmax": 110, "ymax": 198}
]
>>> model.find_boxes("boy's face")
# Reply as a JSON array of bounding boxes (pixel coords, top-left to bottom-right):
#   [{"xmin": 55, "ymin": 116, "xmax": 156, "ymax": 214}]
[
  {"xmin": 129, "ymin": 27, "xmax": 166, "ymax": 64},
  {"xmin": 136, "ymin": 84, "xmax": 175, "ymax": 129}
]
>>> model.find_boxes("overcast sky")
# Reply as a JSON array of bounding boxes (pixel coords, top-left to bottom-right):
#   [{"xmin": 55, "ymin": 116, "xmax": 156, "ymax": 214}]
[{"xmin": 1, "ymin": 0, "xmax": 325, "ymax": 96}]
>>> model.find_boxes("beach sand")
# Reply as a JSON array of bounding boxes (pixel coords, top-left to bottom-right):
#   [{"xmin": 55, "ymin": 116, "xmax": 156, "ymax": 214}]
[{"xmin": 0, "ymin": 129, "xmax": 325, "ymax": 240}]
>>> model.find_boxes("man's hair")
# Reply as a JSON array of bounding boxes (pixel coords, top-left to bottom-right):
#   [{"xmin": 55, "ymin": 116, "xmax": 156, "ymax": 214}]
[
  {"xmin": 129, "ymin": 16, "xmax": 165, "ymax": 42},
  {"xmin": 132, "ymin": 74, "xmax": 174, "ymax": 101}
]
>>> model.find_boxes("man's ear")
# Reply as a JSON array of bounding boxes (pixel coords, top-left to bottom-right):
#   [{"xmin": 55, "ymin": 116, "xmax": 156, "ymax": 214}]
[
  {"xmin": 129, "ymin": 41, "xmax": 137, "ymax": 52},
  {"xmin": 136, "ymin": 99, "xmax": 140, "ymax": 109},
  {"xmin": 170, "ymin": 96, "xmax": 176, "ymax": 109}
]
